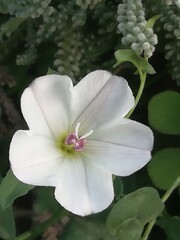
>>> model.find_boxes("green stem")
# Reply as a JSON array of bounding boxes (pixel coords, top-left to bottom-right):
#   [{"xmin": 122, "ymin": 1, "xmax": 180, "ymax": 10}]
[
  {"xmin": 16, "ymin": 209, "xmax": 67, "ymax": 240},
  {"xmin": 141, "ymin": 175, "xmax": 180, "ymax": 240},
  {"xmin": 126, "ymin": 70, "xmax": 146, "ymax": 118},
  {"xmin": 141, "ymin": 219, "xmax": 156, "ymax": 240},
  {"xmin": 161, "ymin": 176, "xmax": 180, "ymax": 203}
]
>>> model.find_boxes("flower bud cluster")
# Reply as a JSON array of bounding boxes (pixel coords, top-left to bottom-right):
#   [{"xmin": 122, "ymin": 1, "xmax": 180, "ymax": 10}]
[
  {"xmin": 0, "ymin": 0, "xmax": 119, "ymax": 75},
  {"xmin": 172, "ymin": 54, "xmax": 180, "ymax": 86},
  {"xmin": 93, "ymin": 2, "xmax": 117, "ymax": 34},
  {"xmin": 35, "ymin": 11, "xmax": 59, "ymax": 44},
  {"xmin": 164, "ymin": 2, "xmax": 180, "ymax": 84},
  {"xmin": 160, "ymin": 2, "xmax": 180, "ymax": 40},
  {"xmin": 153, "ymin": 0, "xmax": 180, "ymax": 84},
  {"xmin": 6, "ymin": 0, "xmax": 54, "ymax": 18},
  {"xmin": 15, "ymin": 20, "xmax": 38, "ymax": 65},
  {"xmin": 11, "ymin": 1, "xmax": 85, "ymax": 74},
  {"xmin": 0, "ymin": 18, "xmax": 24, "ymax": 42},
  {"xmin": 54, "ymin": 32, "xmax": 83, "ymax": 79},
  {"xmin": 174, "ymin": 0, "xmax": 180, "ymax": 7},
  {"xmin": 165, "ymin": 0, "xmax": 173, "ymax": 5},
  {"xmin": 31, "ymin": 0, "xmax": 54, "ymax": 19},
  {"xmin": 76, "ymin": 0, "xmax": 103, "ymax": 9},
  {"xmin": 48, "ymin": 3, "xmax": 83, "ymax": 79},
  {"xmin": 71, "ymin": 10, "xmax": 87, "ymax": 27},
  {"xmin": 16, "ymin": 46, "xmax": 37, "ymax": 65},
  {"xmin": 14, "ymin": 9, "xmax": 57, "ymax": 65},
  {"xmin": 117, "ymin": 0, "xmax": 158, "ymax": 58},
  {"xmin": 165, "ymin": 41, "xmax": 180, "ymax": 85}
]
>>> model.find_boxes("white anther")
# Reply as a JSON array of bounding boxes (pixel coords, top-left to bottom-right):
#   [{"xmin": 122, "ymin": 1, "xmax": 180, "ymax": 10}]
[
  {"xmin": 80, "ymin": 130, "xmax": 93, "ymax": 140},
  {"xmin": 75, "ymin": 122, "xmax": 81, "ymax": 139},
  {"xmin": 75, "ymin": 122, "xmax": 93, "ymax": 140}
]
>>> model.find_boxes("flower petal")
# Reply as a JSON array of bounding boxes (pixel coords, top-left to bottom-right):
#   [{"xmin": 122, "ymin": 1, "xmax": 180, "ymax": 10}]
[
  {"xmin": 71, "ymin": 70, "xmax": 134, "ymax": 133},
  {"xmin": 54, "ymin": 156, "xmax": 113, "ymax": 216},
  {"xmin": 71, "ymin": 70, "xmax": 112, "ymax": 123},
  {"xmin": 22, "ymin": 74, "xmax": 73, "ymax": 138},
  {"xmin": 9, "ymin": 130, "xmax": 62, "ymax": 186},
  {"xmin": 90, "ymin": 118, "xmax": 154, "ymax": 150},
  {"xmin": 85, "ymin": 120, "xmax": 153, "ymax": 176},
  {"xmin": 21, "ymin": 88, "xmax": 51, "ymax": 136},
  {"xmin": 86, "ymin": 141, "xmax": 151, "ymax": 176}
]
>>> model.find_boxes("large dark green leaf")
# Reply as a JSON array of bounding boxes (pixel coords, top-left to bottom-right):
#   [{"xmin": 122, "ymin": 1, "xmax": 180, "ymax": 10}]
[
  {"xmin": 0, "ymin": 207, "xmax": 16, "ymax": 240},
  {"xmin": 106, "ymin": 187, "xmax": 164, "ymax": 237},
  {"xmin": 116, "ymin": 218, "xmax": 142, "ymax": 240},
  {"xmin": 62, "ymin": 220, "xmax": 118, "ymax": 240},
  {"xmin": 0, "ymin": 170, "xmax": 34, "ymax": 210},
  {"xmin": 0, "ymin": 175, "xmax": 16, "ymax": 240}
]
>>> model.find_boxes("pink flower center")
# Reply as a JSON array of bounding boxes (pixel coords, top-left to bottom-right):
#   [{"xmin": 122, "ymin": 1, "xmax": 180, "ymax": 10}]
[
  {"xmin": 65, "ymin": 133, "xmax": 86, "ymax": 152},
  {"xmin": 64, "ymin": 122, "xmax": 93, "ymax": 152}
]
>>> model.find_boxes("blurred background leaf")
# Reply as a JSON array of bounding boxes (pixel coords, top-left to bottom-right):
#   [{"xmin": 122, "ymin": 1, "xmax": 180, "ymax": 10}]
[{"xmin": 158, "ymin": 216, "xmax": 180, "ymax": 240}]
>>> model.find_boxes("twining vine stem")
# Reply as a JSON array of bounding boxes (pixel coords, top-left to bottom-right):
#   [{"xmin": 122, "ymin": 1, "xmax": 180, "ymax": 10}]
[
  {"xmin": 141, "ymin": 175, "xmax": 180, "ymax": 240},
  {"xmin": 126, "ymin": 70, "xmax": 147, "ymax": 119}
]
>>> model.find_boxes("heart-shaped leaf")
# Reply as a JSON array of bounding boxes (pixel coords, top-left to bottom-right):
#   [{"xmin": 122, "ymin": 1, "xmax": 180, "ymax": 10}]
[
  {"xmin": 148, "ymin": 91, "xmax": 180, "ymax": 135},
  {"xmin": 148, "ymin": 148, "xmax": 180, "ymax": 190}
]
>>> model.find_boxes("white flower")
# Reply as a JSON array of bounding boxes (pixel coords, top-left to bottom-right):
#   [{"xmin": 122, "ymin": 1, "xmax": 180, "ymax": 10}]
[{"xmin": 9, "ymin": 70, "xmax": 153, "ymax": 216}]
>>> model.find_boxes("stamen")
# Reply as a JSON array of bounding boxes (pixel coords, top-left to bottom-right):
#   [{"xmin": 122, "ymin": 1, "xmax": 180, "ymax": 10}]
[
  {"xmin": 75, "ymin": 122, "xmax": 81, "ymax": 139},
  {"xmin": 65, "ymin": 122, "xmax": 94, "ymax": 152},
  {"xmin": 79, "ymin": 130, "xmax": 93, "ymax": 139}
]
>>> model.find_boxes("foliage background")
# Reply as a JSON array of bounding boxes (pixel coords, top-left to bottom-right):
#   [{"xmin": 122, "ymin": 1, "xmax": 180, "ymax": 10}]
[{"xmin": 0, "ymin": 0, "xmax": 179, "ymax": 240}]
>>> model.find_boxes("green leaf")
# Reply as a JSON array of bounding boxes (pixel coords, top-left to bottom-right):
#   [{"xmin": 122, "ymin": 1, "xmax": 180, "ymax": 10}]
[
  {"xmin": 148, "ymin": 91, "xmax": 180, "ymax": 135},
  {"xmin": 116, "ymin": 218, "xmax": 142, "ymax": 240},
  {"xmin": 114, "ymin": 177, "xmax": 124, "ymax": 201},
  {"xmin": 158, "ymin": 216, "xmax": 180, "ymax": 240},
  {"xmin": 0, "ymin": 207, "xmax": 16, "ymax": 240},
  {"xmin": 47, "ymin": 67, "xmax": 59, "ymax": 75},
  {"xmin": 0, "ymin": 170, "xmax": 34, "ymax": 210},
  {"xmin": 145, "ymin": 15, "xmax": 160, "ymax": 29},
  {"xmin": 0, "ymin": 175, "xmax": 16, "ymax": 240},
  {"xmin": 148, "ymin": 148, "xmax": 180, "ymax": 190},
  {"xmin": 106, "ymin": 187, "xmax": 164, "ymax": 235},
  {"xmin": 114, "ymin": 49, "xmax": 156, "ymax": 74},
  {"xmin": 62, "ymin": 220, "xmax": 118, "ymax": 240}
]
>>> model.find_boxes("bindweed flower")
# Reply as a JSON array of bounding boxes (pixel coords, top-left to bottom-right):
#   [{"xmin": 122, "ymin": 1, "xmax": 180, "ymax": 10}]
[{"xmin": 9, "ymin": 70, "xmax": 153, "ymax": 216}]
